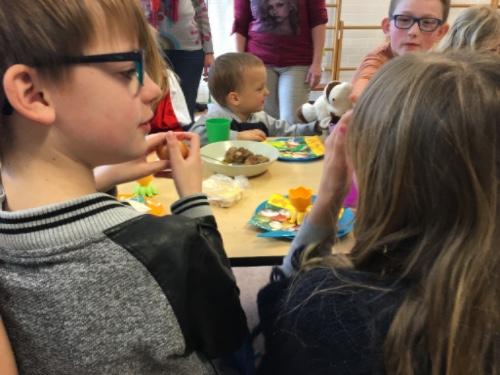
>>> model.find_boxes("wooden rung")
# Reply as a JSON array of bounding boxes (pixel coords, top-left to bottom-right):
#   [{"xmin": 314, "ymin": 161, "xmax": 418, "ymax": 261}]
[
  {"xmin": 343, "ymin": 25, "xmax": 381, "ymax": 30},
  {"xmin": 450, "ymin": 3, "xmax": 477, "ymax": 7}
]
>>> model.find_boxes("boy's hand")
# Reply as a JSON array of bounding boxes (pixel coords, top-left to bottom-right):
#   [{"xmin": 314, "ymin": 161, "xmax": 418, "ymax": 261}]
[
  {"xmin": 160, "ymin": 131, "xmax": 203, "ymax": 198},
  {"xmin": 94, "ymin": 133, "xmax": 169, "ymax": 192},
  {"xmin": 236, "ymin": 129, "xmax": 267, "ymax": 141}
]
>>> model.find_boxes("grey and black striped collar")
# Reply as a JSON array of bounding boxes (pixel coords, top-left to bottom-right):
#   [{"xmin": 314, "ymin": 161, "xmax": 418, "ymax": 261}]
[{"xmin": 0, "ymin": 192, "xmax": 141, "ymax": 251}]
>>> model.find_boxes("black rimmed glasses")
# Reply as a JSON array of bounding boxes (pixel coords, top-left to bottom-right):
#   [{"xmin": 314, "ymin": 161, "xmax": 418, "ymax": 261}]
[
  {"xmin": 2, "ymin": 50, "xmax": 145, "ymax": 116},
  {"xmin": 391, "ymin": 15, "xmax": 443, "ymax": 32}
]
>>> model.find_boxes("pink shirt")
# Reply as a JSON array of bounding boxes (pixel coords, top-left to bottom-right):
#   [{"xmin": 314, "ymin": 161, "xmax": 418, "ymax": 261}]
[
  {"xmin": 233, "ymin": 0, "xmax": 327, "ymax": 67},
  {"xmin": 350, "ymin": 42, "xmax": 394, "ymax": 102}
]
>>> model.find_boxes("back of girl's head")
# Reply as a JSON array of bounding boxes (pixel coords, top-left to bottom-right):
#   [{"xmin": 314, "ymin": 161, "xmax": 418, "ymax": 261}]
[
  {"xmin": 437, "ymin": 6, "xmax": 500, "ymax": 52},
  {"xmin": 0, "ymin": 0, "xmax": 149, "ymax": 111},
  {"xmin": 349, "ymin": 51, "xmax": 499, "ymax": 374},
  {"xmin": 389, "ymin": 0, "xmax": 451, "ymax": 22},
  {"xmin": 208, "ymin": 52, "xmax": 264, "ymax": 106}
]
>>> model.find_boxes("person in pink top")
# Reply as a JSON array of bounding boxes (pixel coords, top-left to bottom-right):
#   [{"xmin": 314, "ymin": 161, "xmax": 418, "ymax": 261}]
[
  {"xmin": 350, "ymin": 0, "xmax": 450, "ymax": 102},
  {"xmin": 233, "ymin": 0, "xmax": 327, "ymax": 124}
]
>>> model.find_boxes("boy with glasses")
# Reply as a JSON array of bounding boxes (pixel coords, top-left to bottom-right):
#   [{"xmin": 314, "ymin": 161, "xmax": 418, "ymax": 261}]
[
  {"xmin": 350, "ymin": 0, "xmax": 450, "ymax": 102},
  {"xmin": 0, "ymin": 0, "xmax": 247, "ymax": 373}
]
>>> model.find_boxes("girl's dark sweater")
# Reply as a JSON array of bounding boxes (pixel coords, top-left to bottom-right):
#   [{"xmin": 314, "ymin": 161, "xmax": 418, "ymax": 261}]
[{"xmin": 257, "ymin": 267, "xmax": 406, "ymax": 375}]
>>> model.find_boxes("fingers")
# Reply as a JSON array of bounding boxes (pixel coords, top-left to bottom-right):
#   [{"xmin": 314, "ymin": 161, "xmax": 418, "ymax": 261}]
[
  {"xmin": 237, "ymin": 130, "xmax": 267, "ymax": 141},
  {"xmin": 176, "ymin": 132, "xmax": 200, "ymax": 158},
  {"xmin": 165, "ymin": 131, "xmax": 183, "ymax": 163},
  {"xmin": 141, "ymin": 159, "xmax": 170, "ymax": 176},
  {"xmin": 145, "ymin": 132, "xmax": 168, "ymax": 154},
  {"xmin": 338, "ymin": 109, "xmax": 353, "ymax": 126},
  {"xmin": 309, "ymin": 73, "xmax": 321, "ymax": 89},
  {"xmin": 253, "ymin": 130, "xmax": 267, "ymax": 141}
]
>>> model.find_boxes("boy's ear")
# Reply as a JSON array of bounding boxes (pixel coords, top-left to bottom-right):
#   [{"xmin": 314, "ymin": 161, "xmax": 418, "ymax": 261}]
[
  {"xmin": 435, "ymin": 23, "xmax": 449, "ymax": 40},
  {"xmin": 381, "ymin": 17, "xmax": 391, "ymax": 36},
  {"xmin": 3, "ymin": 64, "xmax": 56, "ymax": 125},
  {"xmin": 226, "ymin": 91, "xmax": 240, "ymax": 107}
]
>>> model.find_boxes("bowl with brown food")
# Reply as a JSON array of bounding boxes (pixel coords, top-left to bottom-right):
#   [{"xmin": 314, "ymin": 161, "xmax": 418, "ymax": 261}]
[{"xmin": 200, "ymin": 140, "xmax": 279, "ymax": 177}]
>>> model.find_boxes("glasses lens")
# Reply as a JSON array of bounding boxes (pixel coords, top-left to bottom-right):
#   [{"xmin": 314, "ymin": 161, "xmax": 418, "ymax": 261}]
[
  {"xmin": 394, "ymin": 15, "xmax": 414, "ymax": 29},
  {"xmin": 420, "ymin": 18, "xmax": 440, "ymax": 32},
  {"xmin": 131, "ymin": 51, "xmax": 144, "ymax": 96}
]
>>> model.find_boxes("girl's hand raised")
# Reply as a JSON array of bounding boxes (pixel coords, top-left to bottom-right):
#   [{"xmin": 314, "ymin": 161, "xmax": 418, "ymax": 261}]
[{"xmin": 308, "ymin": 110, "xmax": 353, "ymax": 228}]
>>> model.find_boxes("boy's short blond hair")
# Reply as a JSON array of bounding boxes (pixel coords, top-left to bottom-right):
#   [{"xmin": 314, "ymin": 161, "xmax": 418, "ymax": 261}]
[
  {"xmin": 208, "ymin": 52, "xmax": 264, "ymax": 107},
  {"xmin": 388, "ymin": 0, "xmax": 451, "ymax": 22}
]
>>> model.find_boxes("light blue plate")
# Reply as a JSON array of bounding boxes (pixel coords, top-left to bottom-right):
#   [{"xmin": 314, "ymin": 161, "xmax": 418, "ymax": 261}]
[{"xmin": 250, "ymin": 198, "xmax": 355, "ymax": 240}]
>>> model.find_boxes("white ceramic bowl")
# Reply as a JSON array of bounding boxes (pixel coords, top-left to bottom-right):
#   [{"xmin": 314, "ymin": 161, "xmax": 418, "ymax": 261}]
[{"xmin": 201, "ymin": 140, "xmax": 279, "ymax": 177}]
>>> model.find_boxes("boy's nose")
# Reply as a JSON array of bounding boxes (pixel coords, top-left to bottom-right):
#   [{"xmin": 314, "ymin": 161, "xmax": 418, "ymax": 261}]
[
  {"xmin": 407, "ymin": 21, "xmax": 421, "ymax": 36},
  {"xmin": 264, "ymin": 87, "xmax": 270, "ymax": 96}
]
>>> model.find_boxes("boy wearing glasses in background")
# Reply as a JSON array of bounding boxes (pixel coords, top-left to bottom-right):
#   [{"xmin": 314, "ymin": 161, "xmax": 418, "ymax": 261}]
[
  {"xmin": 350, "ymin": 0, "xmax": 450, "ymax": 102},
  {"xmin": 0, "ymin": 0, "xmax": 247, "ymax": 373}
]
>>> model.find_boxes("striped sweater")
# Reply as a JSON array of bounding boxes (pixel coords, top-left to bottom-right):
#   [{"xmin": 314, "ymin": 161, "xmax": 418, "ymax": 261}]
[{"xmin": 0, "ymin": 191, "xmax": 247, "ymax": 374}]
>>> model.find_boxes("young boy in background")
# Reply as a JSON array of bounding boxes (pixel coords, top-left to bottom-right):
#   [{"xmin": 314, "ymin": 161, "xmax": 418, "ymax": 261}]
[
  {"xmin": 0, "ymin": 0, "xmax": 247, "ymax": 373},
  {"xmin": 191, "ymin": 52, "xmax": 322, "ymax": 145},
  {"xmin": 350, "ymin": 0, "xmax": 450, "ymax": 102}
]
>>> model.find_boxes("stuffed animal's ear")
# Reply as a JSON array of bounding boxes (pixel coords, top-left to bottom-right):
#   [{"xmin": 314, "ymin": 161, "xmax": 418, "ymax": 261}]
[
  {"xmin": 324, "ymin": 81, "xmax": 341, "ymax": 101},
  {"xmin": 296, "ymin": 107, "xmax": 307, "ymax": 123}
]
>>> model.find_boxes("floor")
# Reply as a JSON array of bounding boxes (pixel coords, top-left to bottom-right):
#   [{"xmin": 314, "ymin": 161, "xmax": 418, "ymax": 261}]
[{"xmin": 231, "ymin": 266, "xmax": 272, "ymax": 331}]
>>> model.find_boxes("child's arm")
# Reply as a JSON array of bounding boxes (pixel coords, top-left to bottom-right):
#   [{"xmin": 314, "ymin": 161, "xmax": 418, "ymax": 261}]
[
  {"xmin": 0, "ymin": 319, "xmax": 18, "ymax": 375},
  {"xmin": 350, "ymin": 43, "xmax": 392, "ymax": 103},
  {"xmin": 94, "ymin": 133, "xmax": 169, "ymax": 192},
  {"xmin": 257, "ymin": 112, "xmax": 322, "ymax": 137},
  {"xmin": 189, "ymin": 119, "xmax": 211, "ymax": 146},
  {"xmin": 233, "ymin": 0, "xmax": 251, "ymax": 52},
  {"xmin": 281, "ymin": 112, "xmax": 352, "ymax": 276},
  {"xmin": 236, "ymin": 129, "xmax": 267, "ymax": 141}
]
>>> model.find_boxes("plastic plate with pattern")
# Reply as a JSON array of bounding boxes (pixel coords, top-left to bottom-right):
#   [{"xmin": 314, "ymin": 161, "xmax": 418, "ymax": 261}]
[
  {"xmin": 264, "ymin": 136, "xmax": 325, "ymax": 161},
  {"xmin": 249, "ymin": 196, "xmax": 355, "ymax": 239}
]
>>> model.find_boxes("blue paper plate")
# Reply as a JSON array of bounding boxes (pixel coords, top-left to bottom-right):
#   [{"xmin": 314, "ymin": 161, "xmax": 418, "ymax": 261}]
[{"xmin": 249, "ymin": 197, "xmax": 355, "ymax": 239}]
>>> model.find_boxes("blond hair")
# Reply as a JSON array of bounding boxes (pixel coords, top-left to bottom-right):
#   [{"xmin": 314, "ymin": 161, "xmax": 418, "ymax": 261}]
[
  {"xmin": 345, "ymin": 51, "xmax": 499, "ymax": 374},
  {"xmin": 208, "ymin": 52, "xmax": 264, "ymax": 106},
  {"xmin": 437, "ymin": 5, "xmax": 500, "ymax": 52},
  {"xmin": 389, "ymin": 0, "xmax": 451, "ymax": 22},
  {"xmin": 299, "ymin": 51, "xmax": 499, "ymax": 375},
  {"xmin": 144, "ymin": 25, "xmax": 170, "ymax": 104}
]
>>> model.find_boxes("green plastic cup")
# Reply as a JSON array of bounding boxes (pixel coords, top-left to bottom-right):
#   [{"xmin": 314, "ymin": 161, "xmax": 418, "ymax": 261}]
[{"xmin": 206, "ymin": 118, "xmax": 230, "ymax": 143}]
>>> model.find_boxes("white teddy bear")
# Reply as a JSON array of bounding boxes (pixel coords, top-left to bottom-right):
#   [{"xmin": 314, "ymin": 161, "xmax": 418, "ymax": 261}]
[{"xmin": 297, "ymin": 81, "xmax": 353, "ymax": 129}]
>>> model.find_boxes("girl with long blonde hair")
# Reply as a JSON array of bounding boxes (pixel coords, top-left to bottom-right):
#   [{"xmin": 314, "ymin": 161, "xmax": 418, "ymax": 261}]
[{"xmin": 258, "ymin": 50, "xmax": 500, "ymax": 375}]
